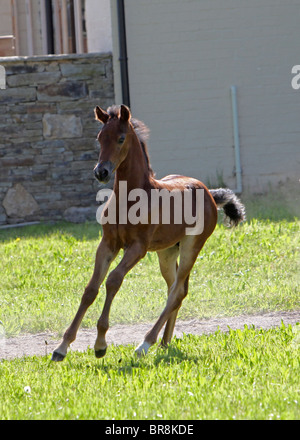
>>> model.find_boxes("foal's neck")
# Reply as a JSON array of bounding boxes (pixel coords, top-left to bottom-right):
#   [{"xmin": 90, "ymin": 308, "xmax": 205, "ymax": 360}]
[{"xmin": 115, "ymin": 132, "xmax": 151, "ymax": 192}]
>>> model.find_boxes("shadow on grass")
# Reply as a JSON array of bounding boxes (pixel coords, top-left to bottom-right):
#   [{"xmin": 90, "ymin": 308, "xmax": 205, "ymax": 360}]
[
  {"xmin": 81, "ymin": 339, "xmax": 201, "ymax": 377},
  {"xmin": 153, "ymin": 342, "xmax": 200, "ymax": 365},
  {"xmin": 0, "ymin": 220, "xmax": 102, "ymax": 243}
]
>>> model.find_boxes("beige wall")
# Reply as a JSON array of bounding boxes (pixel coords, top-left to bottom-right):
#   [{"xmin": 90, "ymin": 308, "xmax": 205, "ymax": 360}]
[
  {"xmin": 86, "ymin": 0, "xmax": 112, "ymax": 53},
  {"xmin": 0, "ymin": 0, "xmax": 13, "ymax": 35},
  {"xmin": 17, "ymin": 0, "xmax": 44, "ymax": 56},
  {"xmin": 112, "ymin": 0, "xmax": 300, "ymax": 193}
]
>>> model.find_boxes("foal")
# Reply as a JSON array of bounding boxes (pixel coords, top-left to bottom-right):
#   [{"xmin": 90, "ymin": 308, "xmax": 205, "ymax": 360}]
[{"xmin": 52, "ymin": 104, "xmax": 245, "ymax": 361}]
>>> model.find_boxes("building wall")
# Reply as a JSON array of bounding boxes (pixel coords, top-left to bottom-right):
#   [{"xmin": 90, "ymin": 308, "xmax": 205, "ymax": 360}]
[
  {"xmin": 0, "ymin": 0, "xmax": 113, "ymax": 57},
  {"xmin": 0, "ymin": 53, "xmax": 114, "ymax": 225},
  {"xmin": 0, "ymin": 0, "xmax": 47, "ymax": 56},
  {"xmin": 86, "ymin": 0, "xmax": 112, "ymax": 53},
  {"xmin": 112, "ymin": 0, "xmax": 300, "ymax": 193},
  {"xmin": 0, "ymin": 0, "xmax": 13, "ymax": 35}
]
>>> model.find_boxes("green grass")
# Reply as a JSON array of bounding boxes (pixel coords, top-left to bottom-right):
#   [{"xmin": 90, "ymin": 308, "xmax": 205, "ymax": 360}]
[
  {"xmin": 0, "ymin": 197, "xmax": 299, "ymax": 420},
  {"xmin": 0, "ymin": 219, "xmax": 299, "ymax": 337},
  {"xmin": 0, "ymin": 324, "xmax": 299, "ymax": 420}
]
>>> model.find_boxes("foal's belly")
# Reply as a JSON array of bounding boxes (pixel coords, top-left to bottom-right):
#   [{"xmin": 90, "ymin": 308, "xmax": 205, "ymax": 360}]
[{"xmin": 147, "ymin": 223, "xmax": 188, "ymax": 251}]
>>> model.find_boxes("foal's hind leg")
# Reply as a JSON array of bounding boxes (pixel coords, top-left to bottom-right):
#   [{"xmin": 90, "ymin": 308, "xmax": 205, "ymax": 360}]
[
  {"xmin": 161, "ymin": 274, "xmax": 190, "ymax": 347},
  {"xmin": 135, "ymin": 235, "xmax": 206, "ymax": 356},
  {"xmin": 52, "ymin": 239, "xmax": 118, "ymax": 361},
  {"xmin": 156, "ymin": 246, "xmax": 179, "ymax": 347}
]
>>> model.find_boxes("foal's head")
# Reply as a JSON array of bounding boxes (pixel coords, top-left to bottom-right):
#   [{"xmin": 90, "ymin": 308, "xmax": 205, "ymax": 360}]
[
  {"xmin": 93, "ymin": 104, "xmax": 134, "ymax": 183},
  {"xmin": 93, "ymin": 104, "xmax": 154, "ymax": 183}
]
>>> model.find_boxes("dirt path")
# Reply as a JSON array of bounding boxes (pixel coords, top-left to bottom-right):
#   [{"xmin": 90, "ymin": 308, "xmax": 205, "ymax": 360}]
[{"xmin": 0, "ymin": 311, "xmax": 299, "ymax": 360}]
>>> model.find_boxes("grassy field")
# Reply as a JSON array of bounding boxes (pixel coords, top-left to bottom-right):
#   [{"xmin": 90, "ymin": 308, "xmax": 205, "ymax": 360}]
[
  {"xmin": 0, "ymin": 324, "xmax": 299, "ymax": 420},
  {"xmin": 0, "ymin": 218, "xmax": 298, "ymax": 337},
  {"xmin": 0, "ymin": 194, "xmax": 299, "ymax": 420}
]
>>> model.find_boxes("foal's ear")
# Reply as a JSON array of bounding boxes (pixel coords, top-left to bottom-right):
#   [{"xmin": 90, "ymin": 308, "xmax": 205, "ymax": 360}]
[
  {"xmin": 94, "ymin": 106, "xmax": 109, "ymax": 124},
  {"xmin": 120, "ymin": 104, "xmax": 131, "ymax": 122}
]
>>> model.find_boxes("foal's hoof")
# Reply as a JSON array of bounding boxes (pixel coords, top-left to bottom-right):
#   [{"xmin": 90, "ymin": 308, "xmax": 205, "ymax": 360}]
[
  {"xmin": 51, "ymin": 351, "xmax": 66, "ymax": 362},
  {"xmin": 95, "ymin": 348, "xmax": 107, "ymax": 358},
  {"xmin": 135, "ymin": 341, "xmax": 151, "ymax": 357}
]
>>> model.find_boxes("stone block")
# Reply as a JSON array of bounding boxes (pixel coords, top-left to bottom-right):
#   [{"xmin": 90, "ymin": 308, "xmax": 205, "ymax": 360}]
[
  {"xmin": 0, "ymin": 87, "xmax": 36, "ymax": 103},
  {"xmin": 60, "ymin": 62, "xmax": 106, "ymax": 79},
  {"xmin": 59, "ymin": 99, "xmax": 100, "ymax": 112},
  {"xmin": 4, "ymin": 63, "xmax": 45, "ymax": 75},
  {"xmin": 0, "ymin": 105, "xmax": 8, "ymax": 115},
  {"xmin": 3, "ymin": 184, "xmax": 39, "ymax": 217},
  {"xmin": 70, "ymin": 160, "xmax": 95, "ymax": 170},
  {"xmin": 0, "ymin": 212, "xmax": 7, "ymax": 224},
  {"xmin": 73, "ymin": 150, "xmax": 96, "ymax": 161},
  {"xmin": 63, "ymin": 206, "xmax": 96, "ymax": 223},
  {"xmin": 10, "ymin": 113, "xmax": 42, "ymax": 123},
  {"xmin": 63, "ymin": 138, "xmax": 92, "ymax": 151},
  {"xmin": 34, "ymin": 192, "xmax": 62, "ymax": 203},
  {"xmin": 26, "ymin": 103, "xmax": 57, "ymax": 114},
  {"xmin": 43, "ymin": 113, "xmax": 83, "ymax": 139},
  {"xmin": 37, "ymin": 81, "xmax": 88, "ymax": 101},
  {"xmin": 35, "ymin": 139, "xmax": 65, "ymax": 149},
  {"xmin": 0, "ymin": 157, "xmax": 35, "ymax": 167},
  {"xmin": 41, "ymin": 146, "xmax": 65, "ymax": 155},
  {"xmin": 11, "ymin": 134, "xmax": 43, "ymax": 144},
  {"xmin": 7, "ymin": 72, "xmax": 61, "ymax": 87},
  {"xmin": 45, "ymin": 62, "xmax": 60, "ymax": 72}
]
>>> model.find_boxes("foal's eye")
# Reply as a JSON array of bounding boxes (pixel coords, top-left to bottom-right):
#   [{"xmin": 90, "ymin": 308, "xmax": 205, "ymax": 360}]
[{"xmin": 118, "ymin": 135, "xmax": 126, "ymax": 144}]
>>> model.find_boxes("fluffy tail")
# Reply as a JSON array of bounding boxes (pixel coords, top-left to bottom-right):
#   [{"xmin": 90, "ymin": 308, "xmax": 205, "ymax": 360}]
[{"xmin": 210, "ymin": 188, "xmax": 246, "ymax": 226}]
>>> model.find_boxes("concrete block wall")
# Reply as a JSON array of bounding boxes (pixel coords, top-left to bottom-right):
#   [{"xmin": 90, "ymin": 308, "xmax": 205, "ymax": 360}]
[{"xmin": 0, "ymin": 53, "xmax": 114, "ymax": 225}]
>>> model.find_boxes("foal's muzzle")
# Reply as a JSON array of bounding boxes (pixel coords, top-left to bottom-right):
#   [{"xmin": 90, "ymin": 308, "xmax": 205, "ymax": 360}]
[{"xmin": 94, "ymin": 161, "xmax": 114, "ymax": 183}]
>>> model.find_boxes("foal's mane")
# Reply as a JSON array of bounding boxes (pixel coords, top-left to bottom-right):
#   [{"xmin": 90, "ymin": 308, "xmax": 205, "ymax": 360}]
[{"xmin": 107, "ymin": 105, "xmax": 155, "ymax": 177}]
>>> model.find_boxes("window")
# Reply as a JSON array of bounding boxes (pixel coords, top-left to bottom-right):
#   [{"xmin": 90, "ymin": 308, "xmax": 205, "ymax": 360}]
[
  {"xmin": 48, "ymin": 0, "xmax": 87, "ymax": 55},
  {"xmin": 0, "ymin": 0, "xmax": 87, "ymax": 56}
]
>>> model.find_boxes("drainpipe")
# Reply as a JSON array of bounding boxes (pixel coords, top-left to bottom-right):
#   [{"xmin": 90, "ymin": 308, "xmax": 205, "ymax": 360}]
[
  {"xmin": 230, "ymin": 85, "xmax": 243, "ymax": 194},
  {"xmin": 116, "ymin": 0, "xmax": 130, "ymax": 107},
  {"xmin": 40, "ymin": 0, "xmax": 48, "ymax": 55},
  {"xmin": 44, "ymin": 0, "xmax": 54, "ymax": 54}
]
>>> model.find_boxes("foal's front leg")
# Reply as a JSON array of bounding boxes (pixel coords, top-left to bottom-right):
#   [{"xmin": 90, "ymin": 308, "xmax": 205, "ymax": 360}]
[
  {"xmin": 94, "ymin": 242, "xmax": 146, "ymax": 358},
  {"xmin": 51, "ymin": 239, "xmax": 118, "ymax": 361}
]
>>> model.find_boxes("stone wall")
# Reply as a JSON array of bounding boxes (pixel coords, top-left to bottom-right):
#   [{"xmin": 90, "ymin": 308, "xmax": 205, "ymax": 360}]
[{"xmin": 0, "ymin": 53, "xmax": 114, "ymax": 225}]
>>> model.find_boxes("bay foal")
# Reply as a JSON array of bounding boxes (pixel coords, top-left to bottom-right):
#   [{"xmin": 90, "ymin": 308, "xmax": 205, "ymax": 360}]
[{"xmin": 52, "ymin": 105, "xmax": 245, "ymax": 361}]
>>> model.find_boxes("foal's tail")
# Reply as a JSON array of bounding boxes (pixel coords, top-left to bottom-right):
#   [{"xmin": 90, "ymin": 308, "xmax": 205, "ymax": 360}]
[{"xmin": 210, "ymin": 188, "xmax": 246, "ymax": 226}]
